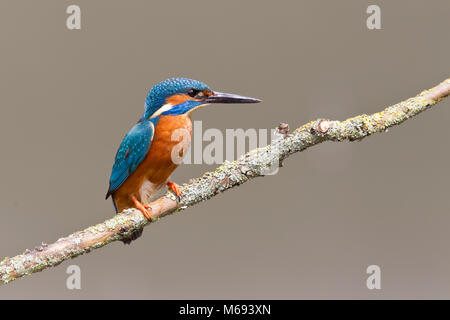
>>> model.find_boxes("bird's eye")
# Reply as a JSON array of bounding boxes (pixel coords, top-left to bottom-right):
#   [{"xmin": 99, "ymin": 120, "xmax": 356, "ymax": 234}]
[{"xmin": 187, "ymin": 88, "xmax": 200, "ymax": 97}]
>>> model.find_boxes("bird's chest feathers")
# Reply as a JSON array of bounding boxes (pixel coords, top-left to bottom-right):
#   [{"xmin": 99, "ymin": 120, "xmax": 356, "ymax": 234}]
[
  {"xmin": 152, "ymin": 115, "xmax": 192, "ymax": 156},
  {"xmin": 140, "ymin": 115, "xmax": 192, "ymax": 184}
]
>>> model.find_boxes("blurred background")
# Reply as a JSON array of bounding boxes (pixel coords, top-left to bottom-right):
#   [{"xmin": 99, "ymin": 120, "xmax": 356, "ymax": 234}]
[{"xmin": 0, "ymin": 0, "xmax": 449, "ymax": 299}]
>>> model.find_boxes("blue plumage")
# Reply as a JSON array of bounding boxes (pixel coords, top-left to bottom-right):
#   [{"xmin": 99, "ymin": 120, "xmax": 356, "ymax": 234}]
[
  {"xmin": 142, "ymin": 78, "xmax": 210, "ymax": 120},
  {"xmin": 106, "ymin": 118, "xmax": 157, "ymax": 200}
]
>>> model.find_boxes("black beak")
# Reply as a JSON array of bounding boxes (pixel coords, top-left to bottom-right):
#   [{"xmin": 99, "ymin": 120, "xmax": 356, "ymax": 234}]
[{"xmin": 204, "ymin": 91, "xmax": 262, "ymax": 104}]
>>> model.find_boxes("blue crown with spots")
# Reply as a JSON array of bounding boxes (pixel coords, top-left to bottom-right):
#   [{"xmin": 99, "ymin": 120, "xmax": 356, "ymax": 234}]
[{"xmin": 142, "ymin": 78, "xmax": 211, "ymax": 120}]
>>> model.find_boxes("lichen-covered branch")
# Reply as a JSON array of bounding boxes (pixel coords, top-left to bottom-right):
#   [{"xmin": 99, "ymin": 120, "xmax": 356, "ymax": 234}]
[{"xmin": 1, "ymin": 79, "xmax": 449, "ymax": 286}]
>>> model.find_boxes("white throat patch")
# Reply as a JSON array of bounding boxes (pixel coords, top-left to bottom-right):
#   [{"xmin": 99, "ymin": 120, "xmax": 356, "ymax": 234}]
[{"xmin": 150, "ymin": 103, "xmax": 173, "ymax": 118}]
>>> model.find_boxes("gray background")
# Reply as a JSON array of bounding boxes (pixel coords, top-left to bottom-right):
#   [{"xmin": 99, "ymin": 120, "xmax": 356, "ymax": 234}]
[{"xmin": 0, "ymin": 0, "xmax": 449, "ymax": 299}]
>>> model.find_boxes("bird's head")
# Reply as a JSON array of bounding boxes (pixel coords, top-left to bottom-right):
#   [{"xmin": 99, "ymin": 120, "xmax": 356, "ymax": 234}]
[{"xmin": 142, "ymin": 77, "xmax": 261, "ymax": 120}]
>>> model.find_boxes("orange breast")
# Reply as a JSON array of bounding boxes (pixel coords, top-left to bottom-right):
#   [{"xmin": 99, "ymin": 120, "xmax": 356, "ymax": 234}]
[
  {"xmin": 112, "ymin": 115, "xmax": 192, "ymax": 211},
  {"xmin": 143, "ymin": 115, "xmax": 192, "ymax": 184}
]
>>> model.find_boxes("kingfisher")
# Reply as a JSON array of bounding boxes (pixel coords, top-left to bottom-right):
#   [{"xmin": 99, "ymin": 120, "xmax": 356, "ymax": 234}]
[{"xmin": 106, "ymin": 78, "xmax": 261, "ymax": 243}]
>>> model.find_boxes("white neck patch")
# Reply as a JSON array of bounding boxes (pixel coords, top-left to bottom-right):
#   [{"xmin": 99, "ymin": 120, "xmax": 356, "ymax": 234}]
[{"xmin": 150, "ymin": 103, "xmax": 173, "ymax": 118}]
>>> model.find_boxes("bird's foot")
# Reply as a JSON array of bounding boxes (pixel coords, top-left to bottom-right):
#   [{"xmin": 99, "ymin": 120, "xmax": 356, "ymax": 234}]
[
  {"xmin": 167, "ymin": 181, "xmax": 182, "ymax": 198},
  {"xmin": 131, "ymin": 195, "xmax": 152, "ymax": 220}
]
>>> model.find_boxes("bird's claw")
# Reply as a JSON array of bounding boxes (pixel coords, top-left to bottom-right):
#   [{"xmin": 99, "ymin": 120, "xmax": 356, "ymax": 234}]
[
  {"xmin": 167, "ymin": 181, "xmax": 182, "ymax": 199},
  {"xmin": 131, "ymin": 195, "xmax": 152, "ymax": 220}
]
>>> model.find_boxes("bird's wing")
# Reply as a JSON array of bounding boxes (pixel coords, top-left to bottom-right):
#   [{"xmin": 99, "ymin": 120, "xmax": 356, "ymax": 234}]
[{"xmin": 106, "ymin": 120, "xmax": 154, "ymax": 199}]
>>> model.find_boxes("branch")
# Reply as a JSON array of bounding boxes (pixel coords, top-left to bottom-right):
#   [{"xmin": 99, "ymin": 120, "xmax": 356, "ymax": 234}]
[{"xmin": 1, "ymin": 79, "xmax": 449, "ymax": 285}]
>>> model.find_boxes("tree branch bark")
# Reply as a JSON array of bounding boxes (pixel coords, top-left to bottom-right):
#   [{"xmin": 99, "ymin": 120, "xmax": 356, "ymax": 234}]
[{"xmin": 1, "ymin": 79, "xmax": 449, "ymax": 286}]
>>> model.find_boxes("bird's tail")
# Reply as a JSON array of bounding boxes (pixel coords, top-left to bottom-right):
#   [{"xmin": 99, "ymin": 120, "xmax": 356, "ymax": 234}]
[{"xmin": 111, "ymin": 197, "xmax": 119, "ymax": 214}]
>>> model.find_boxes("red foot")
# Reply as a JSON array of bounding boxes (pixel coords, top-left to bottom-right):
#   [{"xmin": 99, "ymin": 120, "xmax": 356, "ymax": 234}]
[
  {"xmin": 131, "ymin": 195, "xmax": 152, "ymax": 220},
  {"xmin": 167, "ymin": 181, "xmax": 182, "ymax": 197}
]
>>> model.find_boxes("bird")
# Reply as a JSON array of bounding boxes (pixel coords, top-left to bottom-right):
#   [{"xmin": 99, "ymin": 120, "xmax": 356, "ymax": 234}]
[{"xmin": 106, "ymin": 77, "xmax": 261, "ymax": 243}]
